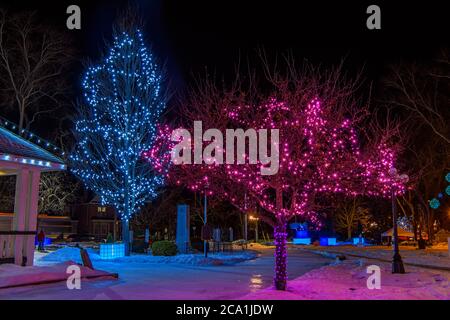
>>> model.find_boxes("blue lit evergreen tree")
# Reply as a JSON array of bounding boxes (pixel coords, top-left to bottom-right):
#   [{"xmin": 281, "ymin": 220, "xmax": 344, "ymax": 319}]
[{"xmin": 71, "ymin": 24, "xmax": 167, "ymax": 255}]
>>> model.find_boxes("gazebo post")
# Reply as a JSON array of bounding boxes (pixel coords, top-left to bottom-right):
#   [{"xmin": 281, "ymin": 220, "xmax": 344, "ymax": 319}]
[
  {"xmin": 1, "ymin": 124, "xmax": 65, "ymax": 266},
  {"xmin": 13, "ymin": 168, "xmax": 41, "ymax": 266},
  {"xmin": 13, "ymin": 169, "xmax": 29, "ymax": 265}
]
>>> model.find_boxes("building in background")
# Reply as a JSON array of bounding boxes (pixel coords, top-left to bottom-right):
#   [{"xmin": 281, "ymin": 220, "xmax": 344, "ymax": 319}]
[{"xmin": 69, "ymin": 195, "xmax": 117, "ymax": 241}]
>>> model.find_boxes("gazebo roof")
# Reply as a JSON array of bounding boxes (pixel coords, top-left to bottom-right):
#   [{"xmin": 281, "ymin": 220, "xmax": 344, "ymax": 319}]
[{"xmin": 0, "ymin": 125, "xmax": 65, "ymax": 171}]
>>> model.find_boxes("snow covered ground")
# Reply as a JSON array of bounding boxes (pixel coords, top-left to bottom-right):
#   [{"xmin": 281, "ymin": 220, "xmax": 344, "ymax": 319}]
[
  {"xmin": 0, "ymin": 248, "xmax": 330, "ymax": 300},
  {"xmin": 243, "ymin": 259, "xmax": 450, "ymax": 300},
  {"xmin": 4, "ymin": 245, "xmax": 448, "ymax": 300},
  {"xmin": 36, "ymin": 246, "xmax": 258, "ymax": 267},
  {"xmin": 299, "ymin": 245, "xmax": 450, "ymax": 270},
  {"xmin": 247, "ymin": 242, "xmax": 275, "ymax": 250}
]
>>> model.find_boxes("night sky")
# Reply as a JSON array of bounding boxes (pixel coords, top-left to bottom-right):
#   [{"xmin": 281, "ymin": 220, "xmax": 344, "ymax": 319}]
[{"xmin": 0, "ymin": 0, "xmax": 448, "ymax": 124}]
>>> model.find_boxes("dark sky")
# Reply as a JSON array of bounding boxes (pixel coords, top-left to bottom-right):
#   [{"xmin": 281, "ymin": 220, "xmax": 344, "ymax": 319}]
[{"xmin": 2, "ymin": 0, "xmax": 448, "ymax": 90}]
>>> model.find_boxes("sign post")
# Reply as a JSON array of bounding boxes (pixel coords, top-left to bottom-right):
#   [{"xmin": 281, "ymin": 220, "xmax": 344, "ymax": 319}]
[{"xmin": 203, "ymin": 193, "xmax": 208, "ymax": 257}]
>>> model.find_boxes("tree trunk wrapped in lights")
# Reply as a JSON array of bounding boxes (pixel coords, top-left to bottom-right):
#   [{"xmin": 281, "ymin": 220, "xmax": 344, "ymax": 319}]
[
  {"xmin": 71, "ymin": 21, "xmax": 168, "ymax": 255},
  {"xmin": 274, "ymin": 221, "xmax": 288, "ymax": 290}
]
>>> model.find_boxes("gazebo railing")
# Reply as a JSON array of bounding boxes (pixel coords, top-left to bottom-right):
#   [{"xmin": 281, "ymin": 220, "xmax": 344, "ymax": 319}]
[{"xmin": 0, "ymin": 231, "xmax": 36, "ymax": 264}]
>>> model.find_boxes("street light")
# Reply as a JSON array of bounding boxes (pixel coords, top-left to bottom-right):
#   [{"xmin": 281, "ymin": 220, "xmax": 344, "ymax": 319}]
[
  {"xmin": 244, "ymin": 192, "xmax": 248, "ymax": 241},
  {"xmin": 389, "ymin": 167, "xmax": 409, "ymax": 274}
]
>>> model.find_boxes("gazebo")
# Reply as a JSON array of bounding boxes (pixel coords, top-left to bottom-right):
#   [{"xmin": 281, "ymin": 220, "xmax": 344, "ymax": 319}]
[{"xmin": 0, "ymin": 124, "xmax": 65, "ymax": 266}]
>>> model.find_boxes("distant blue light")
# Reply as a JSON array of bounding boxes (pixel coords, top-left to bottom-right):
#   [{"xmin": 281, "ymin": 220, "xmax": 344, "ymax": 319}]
[
  {"xmin": 353, "ymin": 237, "xmax": 365, "ymax": 245},
  {"xmin": 295, "ymin": 230, "xmax": 309, "ymax": 238},
  {"xmin": 100, "ymin": 243, "xmax": 125, "ymax": 259},
  {"xmin": 320, "ymin": 237, "xmax": 337, "ymax": 246},
  {"xmin": 429, "ymin": 198, "xmax": 440, "ymax": 209},
  {"xmin": 35, "ymin": 237, "xmax": 52, "ymax": 246},
  {"xmin": 293, "ymin": 238, "xmax": 311, "ymax": 245}
]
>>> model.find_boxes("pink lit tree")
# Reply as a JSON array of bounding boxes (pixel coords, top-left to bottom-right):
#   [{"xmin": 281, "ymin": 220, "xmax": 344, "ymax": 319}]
[{"xmin": 145, "ymin": 62, "xmax": 406, "ymax": 290}]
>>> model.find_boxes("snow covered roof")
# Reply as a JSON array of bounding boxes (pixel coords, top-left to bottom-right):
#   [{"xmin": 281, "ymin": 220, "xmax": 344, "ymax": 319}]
[{"xmin": 0, "ymin": 126, "xmax": 65, "ymax": 170}]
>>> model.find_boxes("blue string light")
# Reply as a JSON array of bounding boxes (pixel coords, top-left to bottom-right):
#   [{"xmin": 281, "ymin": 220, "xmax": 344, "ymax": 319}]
[
  {"xmin": 429, "ymin": 173, "xmax": 450, "ymax": 209},
  {"xmin": 429, "ymin": 198, "xmax": 440, "ymax": 209},
  {"xmin": 70, "ymin": 28, "xmax": 167, "ymax": 222},
  {"xmin": 0, "ymin": 115, "xmax": 64, "ymax": 158}
]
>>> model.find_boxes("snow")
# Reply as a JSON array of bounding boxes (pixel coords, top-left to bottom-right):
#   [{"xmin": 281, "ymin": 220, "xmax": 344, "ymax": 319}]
[
  {"xmin": 247, "ymin": 242, "xmax": 275, "ymax": 250},
  {"xmin": 432, "ymin": 242, "xmax": 449, "ymax": 250},
  {"xmin": 37, "ymin": 246, "xmax": 258, "ymax": 267},
  {"xmin": 300, "ymin": 245, "xmax": 450, "ymax": 270},
  {"xmin": 0, "ymin": 247, "xmax": 259, "ymax": 297},
  {"xmin": 6, "ymin": 246, "xmax": 448, "ymax": 300},
  {"xmin": 0, "ymin": 248, "xmax": 331, "ymax": 300},
  {"xmin": 242, "ymin": 259, "xmax": 450, "ymax": 300},
  {"xmin": 0, "ymin": 261, "xmax": 113, "ymax": 289}
]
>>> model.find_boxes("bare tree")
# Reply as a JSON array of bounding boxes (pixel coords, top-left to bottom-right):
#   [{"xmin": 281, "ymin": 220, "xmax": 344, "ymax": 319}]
[
  {"xmin": 0, "ymin": 175, "xmax": 15, "ymax": 212},
  {"xmin": 38, "ymin": 172, "xmax": 80, "ymax": 215},
  {"xmin": 132, "ymin": 188, "xmax": 185, "ymax": 234},
  {"xmin": 383, "ymin": 50, "xmax": 450, "ymax": 145},
  {"xmin": 383, "ymin": 52, "xmax": 450, "ymax": 240},
  {"xmin": 0, "ymin": 10, "xmax": 73, "ymax": 131}
]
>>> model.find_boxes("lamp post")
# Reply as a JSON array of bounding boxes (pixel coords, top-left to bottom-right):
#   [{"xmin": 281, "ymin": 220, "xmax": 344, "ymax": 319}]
[
  {"xmin": 389, "ymin": 167, "xmax": 409, "ymax": 274},
  {"xmin": 244, "ymin": 192, "xmax": 248, "ymax": 242},
  {"xmin": 249, "ymin": 215, "xmax": 260, "ymax": 242}
]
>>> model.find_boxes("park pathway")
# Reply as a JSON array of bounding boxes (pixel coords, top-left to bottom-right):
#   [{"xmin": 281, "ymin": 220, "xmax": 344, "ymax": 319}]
[{"xmin": 0, "ymin": 248, "xmax": 331, "ymax": 300}]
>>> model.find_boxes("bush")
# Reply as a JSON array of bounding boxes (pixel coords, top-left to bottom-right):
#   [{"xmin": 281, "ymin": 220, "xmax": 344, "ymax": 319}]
[
  {"xmin": 151, "ymin": 240, "xmax": 177, "ymax": 256},
  {"xmin": 106, "ymin": 233, "xmax": 114, "ymax": 243}
]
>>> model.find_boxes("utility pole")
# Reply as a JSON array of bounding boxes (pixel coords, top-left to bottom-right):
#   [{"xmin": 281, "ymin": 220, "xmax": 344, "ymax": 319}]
[
  {"xmin": 255, "ymin": 218, "xmax": 259, "ymax": 243},
  {"xmin": 244, "ymin": 192, "xmax": 248, "ymax": 241},
  {"xmin": 389, "ymin": 167, "xmax": 408, "ymax": 274}
]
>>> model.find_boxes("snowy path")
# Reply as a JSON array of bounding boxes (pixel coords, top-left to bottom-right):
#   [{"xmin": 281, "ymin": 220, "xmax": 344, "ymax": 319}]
[
  {"xmin": 299, "ymin": 245, "xmax": 450, "ymax": 270},
  {"xmin": 0, "ymin": 248, "xmax": 330, "ymax": 300},
  {"xmin": 243, "ymin": 260, "xmax": 450, "ymax": 300}
]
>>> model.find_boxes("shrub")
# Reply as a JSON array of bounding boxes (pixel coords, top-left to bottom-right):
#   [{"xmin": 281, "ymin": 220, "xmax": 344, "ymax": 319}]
[
  {"xmin": 106, "ymin": 233, "xmax": 114, "ymax": 243},
  {"xmin": 151, "ymin": 240, "xmax": 177, "ymax": 256}
]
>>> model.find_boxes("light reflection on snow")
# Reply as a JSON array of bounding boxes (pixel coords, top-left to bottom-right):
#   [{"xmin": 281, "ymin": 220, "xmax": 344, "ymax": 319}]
[{"xmin": 249, "ymin": 274, "xmax": 263, "ymax": 291}]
